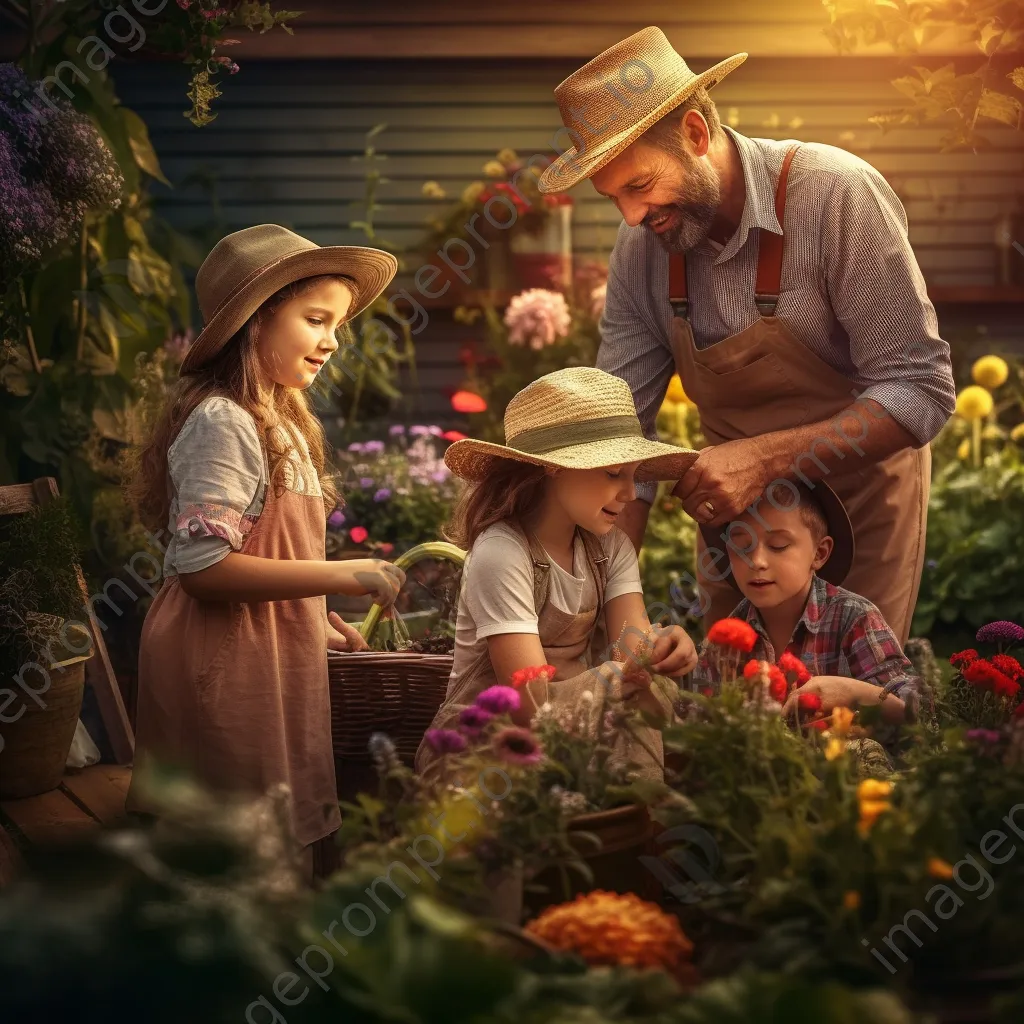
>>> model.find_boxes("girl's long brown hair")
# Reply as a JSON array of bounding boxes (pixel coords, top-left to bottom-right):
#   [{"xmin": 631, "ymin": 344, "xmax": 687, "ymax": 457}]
[
  {"xmin": 127, "ymin": 274, "xmax": 353, "ymax": 536},
  {"xmin": 444, "ymin": 458, "xmax": 550, "ymax": 550}
]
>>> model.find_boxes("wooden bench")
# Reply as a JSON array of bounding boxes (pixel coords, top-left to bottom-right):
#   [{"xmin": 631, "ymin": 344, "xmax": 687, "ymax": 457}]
[{"xmin": 0, "ymin": 764, "xmax": 131, "ymax": 886}]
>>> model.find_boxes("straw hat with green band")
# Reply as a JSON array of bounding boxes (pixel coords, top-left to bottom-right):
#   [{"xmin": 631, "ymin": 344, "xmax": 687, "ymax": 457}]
[{"xmin": 444, "ymin": 366, "xmax": 698, "ymax": 482}]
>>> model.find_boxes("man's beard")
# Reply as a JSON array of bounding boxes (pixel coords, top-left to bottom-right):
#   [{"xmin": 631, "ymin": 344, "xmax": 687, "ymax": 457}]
[{"xmin": 644, "ymin": 153, "xmax": 721, "ymax": 254}]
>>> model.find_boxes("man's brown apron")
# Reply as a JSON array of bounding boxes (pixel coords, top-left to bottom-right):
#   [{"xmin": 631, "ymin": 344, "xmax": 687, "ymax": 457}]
[
  {"xmin": 127, "ymin": 479, "xmax": 340, "ymax": 848},
  {"xmin": 669, "ymin": 145, "xmax": 929, "ymax": 644}
]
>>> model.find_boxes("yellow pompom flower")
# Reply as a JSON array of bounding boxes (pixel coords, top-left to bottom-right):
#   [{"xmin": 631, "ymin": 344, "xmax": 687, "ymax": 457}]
[
  {"xmin": 927, "ymin": 857, "xmax": 955, "ymax": 880},
  {"xmin": 856, "ymin": 778, "xmax": 893, "ymax": 836},
  {"xmin": 981, "ymin": 424, "xmax": 1005, "ymax": 441},
  {"xmin": 461, "ymin": 181, "xmax": 486, "ymax": 205},
  {"xmin": 525, "ymin": 890, "xmax": 695, "ymax": 982},
  {"xmin": 825, "ymin": 736, "xmax": 847, "ymax": 761},
  {"xmin": 496, "ymin": 147, "xmax": 518, "ymax": 168},
  {"xmin": 1012, "ymin": 423, "xmax": 1024, "ymax": 444},
  {"xmin": 955, "ymin": 385, "xmax": 994, "ymax": 421},
  {"xmin": 421, "ymin": 180, "xmax": 446, "ymax": 199},
  {"xmin": 843, "ymin": 890, "xmax": 861, "ymax": 910},
  {"xmin": 972, "ymin": 355, "xmax": 1009, "ymax": 390},
  {"xmin": 957, "ymin": 438, "xmax": 971, "ymax": 460},
  {"xmin": 665, "ymin": 374, "xmax": 692, "ymax": 405},
  {"xmin": 482, "ymin": 159, "xmax": 506, "ymax": 178}
]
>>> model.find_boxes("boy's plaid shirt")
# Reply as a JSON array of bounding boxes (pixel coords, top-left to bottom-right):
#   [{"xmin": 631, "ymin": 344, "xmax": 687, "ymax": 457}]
[{"xmin": 693, "ymin": 575, "xmax": 917, "ymax": 698}]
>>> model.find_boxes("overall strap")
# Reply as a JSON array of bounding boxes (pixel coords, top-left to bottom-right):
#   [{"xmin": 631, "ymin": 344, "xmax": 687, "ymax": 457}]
[
  {"xmin": 754, "ymin": 143, "xmax": 800, "ymax": 317},
  {"xmin": 577, "ymin": 528, "xmax": 609, "ymax": 612},
  {"xmin": 667, "ymin": 142, "xmax": 800, "ymax": 321}
]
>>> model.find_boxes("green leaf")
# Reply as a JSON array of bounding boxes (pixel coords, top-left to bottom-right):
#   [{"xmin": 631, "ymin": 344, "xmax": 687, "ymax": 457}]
[
  {"xmin": 978, "ymin": 22, "xmax": 1004, "ymax": 56},
  {"xmin": 976, "ymin": 88, "xmax": 1022, "ymax": 127},
  {"xmin": 120, "ymin": 108, "xmax": 171, "ymax": 186}
]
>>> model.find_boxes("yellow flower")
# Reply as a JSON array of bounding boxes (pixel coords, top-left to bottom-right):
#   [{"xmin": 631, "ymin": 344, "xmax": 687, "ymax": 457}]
[
  {"xmin": 1011, "ymin": 423, "xmax": 1024, "ymax": 444},
  {"xmin": 927, "ymin": 857, "xmax": 955, "ymax": 880},
  {"xmin": 496, "ymin": 147, "xmax": 518, "ymax": 168},
  {"xmin": 957, "ymin": 438, "xmax": 971, "ymax": 460},
  {"xmin": 482, "ymin": 159, "xmax": 506, "ymax": 178},
  {"xmin": 417, "ymin": 790, "xmax": 485, "ymax": 849},
  {"xmin": 843, "ymin": 890, "xmax": 861, "ymax": 910},
  {"xmin": 665, "ymin": 374, "xmax": 692, "ymax": 405},
  {"xmin": 831, "ymin": 706, "xmax": 855, "ymax": 737},
  {"xmin": 857, "ymin": 779, "xmax": 893, "ymax": 801},
  {"xmin": 857, "ymin": 799, "xmax": 891, "ymax": 835},
  {"xmin": 421, "ymin": 180, "xmax": 446, "ymax": 199},
  {"xmin": 955, "ymin": 385, "xmax": 994, "ymax": 421},
  {"xmin": 982, "ymin": 424, "xmax": 1005, "ymax": 441},
  {"xmin": 972, "ymin": 355, "xmax": 1009, "ymax": 390},
  {"xmin": 461, "ymin": 181, "xmax": 486, "ymax": 205},
  {"xmin": 825, "ymin": 736, "xmax": 847, "ymax": 761},
  {"xmin": 525, "ymin": 890, "xmax": 694, "ymax": 982}
]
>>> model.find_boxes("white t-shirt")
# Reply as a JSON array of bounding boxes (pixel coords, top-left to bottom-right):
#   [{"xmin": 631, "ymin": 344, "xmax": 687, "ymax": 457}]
[{"xmin": 447, "ymin": 522, "xmax": 642, "ymax": 692}]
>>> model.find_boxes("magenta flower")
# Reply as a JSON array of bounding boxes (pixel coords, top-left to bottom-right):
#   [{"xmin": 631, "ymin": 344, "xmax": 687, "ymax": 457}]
[
  {"xmin": 492, "ymin": 726, "xmax": 543, "ymax": 766},
  {"xmin": 458, "ymin": 705, "xmax": 494, "ymax": 736},
  {"xmin": 389, "ymin": 424, "xmax": 406, "ymax": 436},
  {"xmin": 373, "ymin": 488, "xmax": 392, "ymax": 502},
  {"xmin": 977, "ymin": 621, "xmax": 1024, "ymax": 645},
  {"xmin": 966, "ymin": 728, "xmax": 1003, "ymax": 745},
  {"xmin": 475, "ymin": 685, "xmax": 520, "ymax": 714},
  {"xmin": 327, "ymin": 509, "xmax": 345, "ymax": 528},
  {"xmin": 425, "ymin": 728, "xmax": 467, "ymax": 755}
]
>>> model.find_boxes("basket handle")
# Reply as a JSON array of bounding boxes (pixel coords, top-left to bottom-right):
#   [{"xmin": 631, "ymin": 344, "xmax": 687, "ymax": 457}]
[{"xmin": 358, "ymin": 541, "xmax": 466, "ymax": 643}]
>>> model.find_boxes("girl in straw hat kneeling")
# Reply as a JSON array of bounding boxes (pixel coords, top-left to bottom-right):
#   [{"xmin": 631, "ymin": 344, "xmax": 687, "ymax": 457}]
[{"xmin": 414, "ymin": 366, "xmax": 701, "ymax": 777}]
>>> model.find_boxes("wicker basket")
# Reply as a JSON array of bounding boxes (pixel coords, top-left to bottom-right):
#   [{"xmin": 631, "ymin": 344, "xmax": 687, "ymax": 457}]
[{"xmin": 328, "ymin": 541, "xmax": 464, "ymax": 798}]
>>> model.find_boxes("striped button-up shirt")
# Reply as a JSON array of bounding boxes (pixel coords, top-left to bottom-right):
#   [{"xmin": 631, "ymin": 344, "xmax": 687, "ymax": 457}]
[{"xmin": 597, "ymin": 126, "xmax": 956, "ymax": 505}]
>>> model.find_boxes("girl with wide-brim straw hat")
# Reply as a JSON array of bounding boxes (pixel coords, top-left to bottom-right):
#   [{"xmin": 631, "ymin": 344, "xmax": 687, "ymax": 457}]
[
  {"xmin": 415, "ymin": 366, "xmax": 702, "ymax": 778},
  {"xmin": 126, "ymin": 224, "xmax": 406, "ymax": 877}
]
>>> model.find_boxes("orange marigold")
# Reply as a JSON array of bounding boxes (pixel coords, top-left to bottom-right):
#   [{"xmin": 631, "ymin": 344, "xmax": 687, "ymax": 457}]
[{"xmin": 524, "ymin": 890, "xmax": 694, "ymax": 981}]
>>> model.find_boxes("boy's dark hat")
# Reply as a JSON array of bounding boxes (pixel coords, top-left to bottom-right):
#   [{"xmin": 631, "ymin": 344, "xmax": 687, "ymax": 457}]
[{"xmin": 700, "ymin": 478, "xmax": 855, "ymax": 591}]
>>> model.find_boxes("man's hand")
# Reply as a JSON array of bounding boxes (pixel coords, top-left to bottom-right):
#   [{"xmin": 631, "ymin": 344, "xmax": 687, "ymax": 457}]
[{"xmin": 672, "ymin": 437, "xmax": 775, "ymax": 525}]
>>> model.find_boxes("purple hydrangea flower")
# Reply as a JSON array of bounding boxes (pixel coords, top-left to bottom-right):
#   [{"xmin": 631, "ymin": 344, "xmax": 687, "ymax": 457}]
[
  {"xmin": 359, "ymin": 476, "xmax": 374, "ymax": 488},
  {"xmin": 363, "ymin": 440, "xmax": 385, "ymax": 454},
  {"xmin": 373, "ymin": 488, "xmax": 391, "ymax": 502},
  {"xmin": 347, "ymin": 442, "xmax": 365, "ymax": 453},
  {"xmin": 458, "ymin": 705, "xmax": 494, "ymax": 736},
  {"xmin": 977, "ymin": 621, "xmax": 1024, "ymax": 645},
  {"xmin": 430, "ymin": 468, "xmax": 449, "ymax": 484},
  {"xmin": 327, "ymin": 509, "xmax": 346, "ymax": 528},
  {"xmin": 475, "ymin": 685, "xmax": 520, "ymax": 715},
  {"xmin": 389, "ymin": 424, "xmax": 406, "ymax": 436},
  {"xmin": 425, "ymin": 728, "xmax": 467, "ymax": 755},
  {"xmin": 428, "ymin": 425, "xmax": 444, "ymax": 436},
  {"xmin": 409, "ymin": 425, "xmax": 430, "ymax": 436}
]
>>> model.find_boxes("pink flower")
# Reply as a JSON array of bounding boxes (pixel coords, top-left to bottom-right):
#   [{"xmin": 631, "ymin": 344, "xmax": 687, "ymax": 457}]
[
  {"xmin": 492, "ymin": 726, "xmax": 543, "ymax": 766},
  {"xmin": 458, "ymin": 706, "xmax": 494, "ymax": 737},
  {"xmin": 425, "ymin": 728, "xmax": 466, "ymax": 754},
  {"xmin": 475, "ymin": 685, "xmax": 520, "ymax": 714},
  {"xmin": 503, "ymin": 288, "xmax": 572, "ymax": 349},
  {"xmin": 349, "ymin": 526, "xmax": 368, "ymax": 544}
]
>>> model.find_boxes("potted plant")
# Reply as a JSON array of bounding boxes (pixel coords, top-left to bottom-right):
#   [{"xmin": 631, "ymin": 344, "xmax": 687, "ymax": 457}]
[{"xmin": 0, "ymin": 497, "xmax": 94, "ymax": 798}]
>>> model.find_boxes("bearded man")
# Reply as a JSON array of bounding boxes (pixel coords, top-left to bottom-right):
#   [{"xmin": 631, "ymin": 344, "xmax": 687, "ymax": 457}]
[{"xmin": 537, "ymin": 27, "xmax": 955, "ymax": 643}]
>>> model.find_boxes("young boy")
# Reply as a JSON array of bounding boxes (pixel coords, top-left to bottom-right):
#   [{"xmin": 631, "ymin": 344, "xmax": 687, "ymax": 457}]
[{"xmin": 693, "ymin": 479, "xmax": 918, "ymax": 724}]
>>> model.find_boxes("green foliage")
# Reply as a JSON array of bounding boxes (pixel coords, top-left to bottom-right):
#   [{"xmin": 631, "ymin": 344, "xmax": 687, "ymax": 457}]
[
  {"xmin": 0, "ymin": 496, "xmax": 85, "ymax": 680},
  {"xmin": 913, "ymin": 444, "xmax": 1024, "ymax": 634},
  {"xmin": 822, "ymin": 0, "xmax": 1024, "ymax": 148}
]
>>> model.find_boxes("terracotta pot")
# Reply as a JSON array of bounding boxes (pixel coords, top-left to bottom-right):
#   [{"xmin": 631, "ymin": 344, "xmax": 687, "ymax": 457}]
[
  {"xmin": 0, "ymin": 624, "xmax": 93, "ymax": 799},
  {"xmin": 527, "ymin": 803, "xmax": 657, "ymax": 915}
]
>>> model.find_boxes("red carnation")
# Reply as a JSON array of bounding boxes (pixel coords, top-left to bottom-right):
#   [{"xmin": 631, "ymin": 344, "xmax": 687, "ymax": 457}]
[
  {"xmin": 779, "ymin": 650, "xmax": 811, "ymax": 688},
  {"xmin": 767, "ymin": 665, "xmax": 788, "ymax": 703},
  {"xmin": 509, "ymin": 664, "xmax": 557, "ymax": 689},
  {"xmin": 950, "ymin": 649, "xmax": 979, "ymax": 669},
  {"xmin": 742, "ymin": 659, "xmax": 762, "ymax": 680},
  {"xmin": 962, "ymin": 659, "xmax": 1016, "ymax": 695},
  {"xmin": 798, "ymin": 692, "xmax": 823, "ymax": 713},
  {"xmin": 992, "ymin": 653, "xmax": 1024, "ymax": 682},
  {"xmin": 706, "ymin": 618, "xmax": 758, "ymax": 653}
]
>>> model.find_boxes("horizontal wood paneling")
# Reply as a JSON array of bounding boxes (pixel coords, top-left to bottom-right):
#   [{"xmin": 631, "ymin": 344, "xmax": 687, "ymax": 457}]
[{"xmin": 113, "ymin": 54, "xmax": 1024, "ymax": 419}]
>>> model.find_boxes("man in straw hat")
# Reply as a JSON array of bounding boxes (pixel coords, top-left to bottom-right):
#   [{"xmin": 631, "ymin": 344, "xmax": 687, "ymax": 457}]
[{"xmin": 537, "ymin": 26, "xmax": 955, "ymax": 644}]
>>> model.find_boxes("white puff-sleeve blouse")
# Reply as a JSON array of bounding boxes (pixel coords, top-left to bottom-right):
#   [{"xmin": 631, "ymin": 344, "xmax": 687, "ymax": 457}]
[{"xmin": 162, "ymin": 395, "xmax": 322, "ymax": 577}]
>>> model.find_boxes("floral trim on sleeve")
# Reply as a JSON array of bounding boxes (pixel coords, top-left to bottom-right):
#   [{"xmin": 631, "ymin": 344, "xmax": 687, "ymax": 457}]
[{"xmin": 175, "ymin": 503, "xmax": 258, "ymax": 551}]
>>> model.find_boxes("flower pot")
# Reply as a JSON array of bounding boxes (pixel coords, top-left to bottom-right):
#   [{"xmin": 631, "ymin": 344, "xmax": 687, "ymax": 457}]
[
  {"xmin": 511, "ymin": 205, "xmax": 572, "ymax": 292},
  {"xmin": 0, "ymin": 624, "xmax": 93, "ymax": 799},
  {"xmin": 527, "ymin": 803, "xmax": 656, "ymax": 914}
]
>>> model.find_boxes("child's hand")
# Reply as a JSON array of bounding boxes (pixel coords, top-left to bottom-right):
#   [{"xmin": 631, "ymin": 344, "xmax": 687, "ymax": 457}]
[
  {"xmin": 332, "ymin": 559, "xmax": 406, "ymax": 605},
  {"xmin": 647, "ymin": 624, "xmax": 698, "ymax": 676},
  {"xmin": 327, "ymin": 610, "xmax": 370, "ymax": 652},
  {"xmin": 782, "ymin": 676, "xmax": 893, "ymax": 718}
]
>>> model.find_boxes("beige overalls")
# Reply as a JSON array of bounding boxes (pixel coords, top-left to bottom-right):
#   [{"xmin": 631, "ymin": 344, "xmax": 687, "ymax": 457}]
[{"xmin": 670, "ymin": 145, "xmax": 930, "ymax": 644}]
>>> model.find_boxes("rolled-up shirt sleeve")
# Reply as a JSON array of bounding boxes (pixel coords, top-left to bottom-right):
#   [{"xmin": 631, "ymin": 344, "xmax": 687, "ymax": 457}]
[
  {"xmin": 821, "ymin": 163, "xmax": 955, "ymax": 445},
  {"xmin": 168, "ymin": 398, "xmax": 264, "ymax": 574},
  {"xmin": 597, "ymin": 223, "xmax": 676, "ymax": 505}
]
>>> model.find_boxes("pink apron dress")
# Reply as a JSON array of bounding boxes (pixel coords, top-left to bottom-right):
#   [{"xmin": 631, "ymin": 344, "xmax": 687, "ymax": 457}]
[
  {"xmin": 127, "ymin": 477, "xmax": 340, "ymax": 848},
  {"xmin": 670, "ymin": 145, "xmax": 930, "ymax": 644}
]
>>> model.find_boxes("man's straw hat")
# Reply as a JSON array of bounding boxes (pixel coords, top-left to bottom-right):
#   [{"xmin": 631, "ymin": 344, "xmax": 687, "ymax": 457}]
[
  {"xmin": 181, "ymin": 224, "xmax": 398, "ymax": 375},
  {"xmin": 538, "ymin": 27, "xmax": 746, "ymax": 194},
  {"xmin": 445, "ymin": 366, "xmax": 698, "ymax": 483}
]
